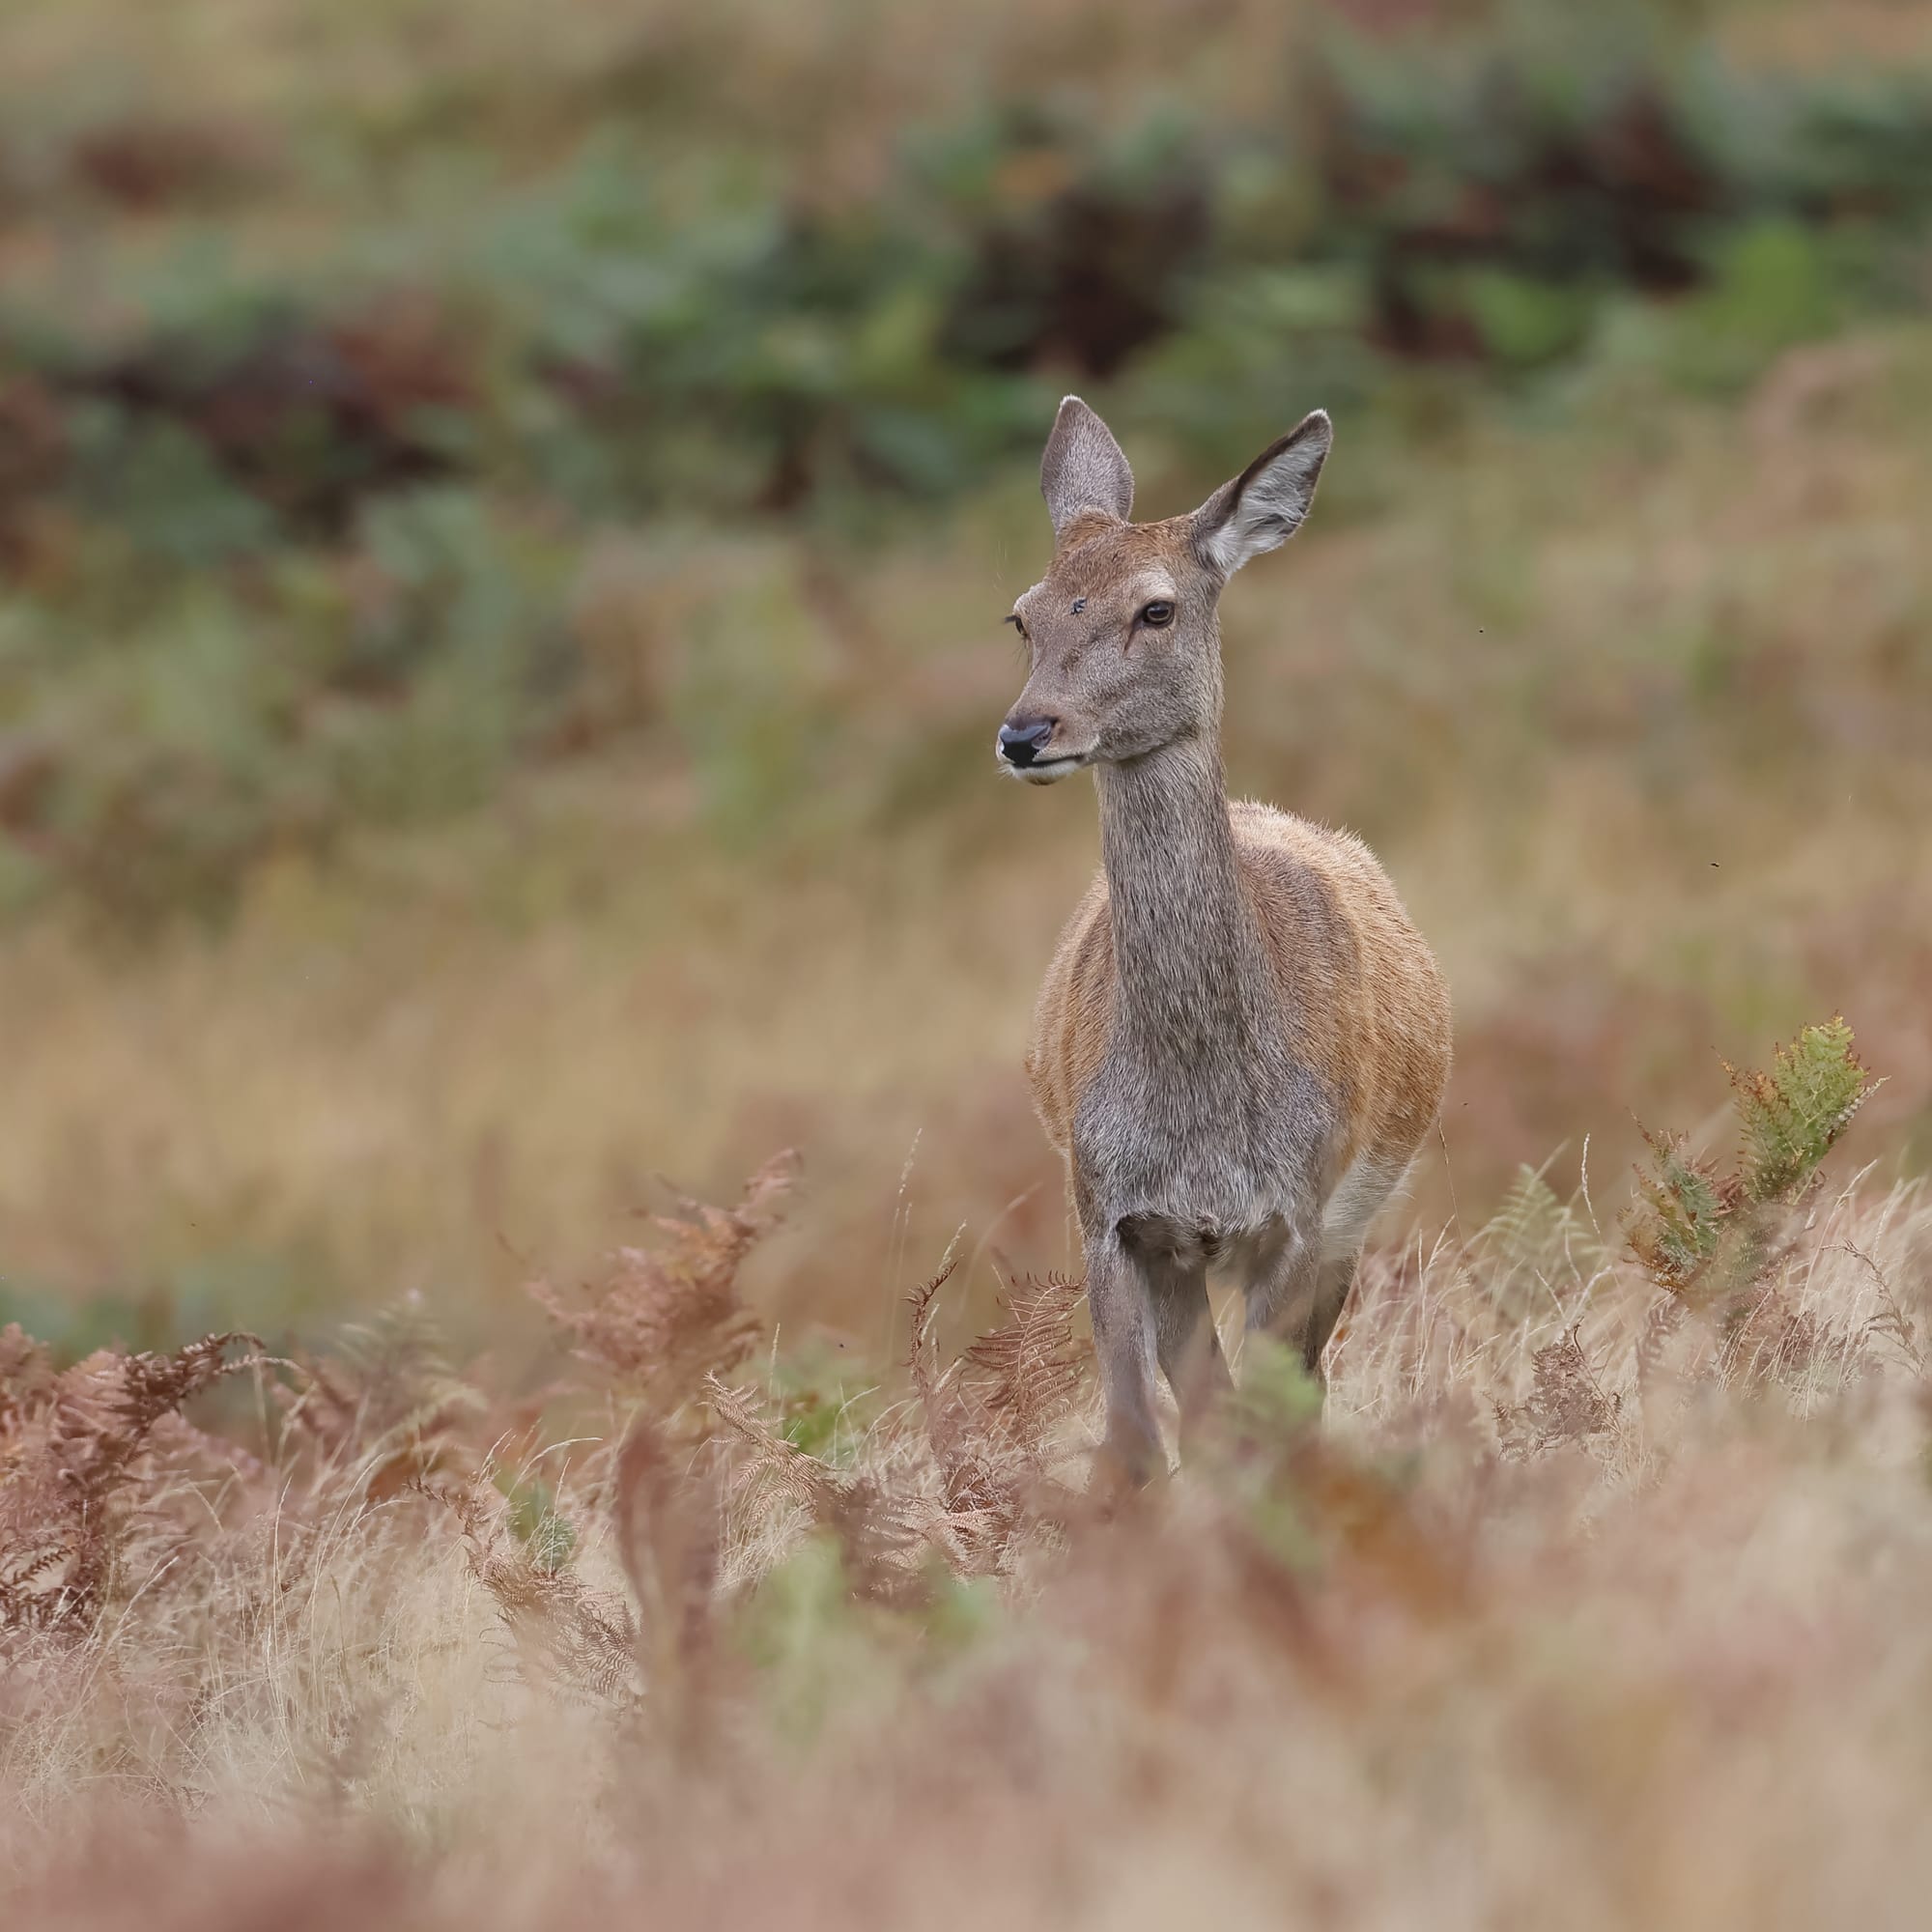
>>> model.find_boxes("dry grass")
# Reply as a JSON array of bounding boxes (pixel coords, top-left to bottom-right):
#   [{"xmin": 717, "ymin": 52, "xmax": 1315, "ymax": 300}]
[
  {"xmin": 3, "ymin": 6, "xmax": 1930, "ymax": 1914},
  {"xmin": 3, "ymin": 327, "xmax": 1930, "ymax": 1339},
  {"xmin": 5, "ymin": 1064, "xmax": 1932, "ymax": 1927}
]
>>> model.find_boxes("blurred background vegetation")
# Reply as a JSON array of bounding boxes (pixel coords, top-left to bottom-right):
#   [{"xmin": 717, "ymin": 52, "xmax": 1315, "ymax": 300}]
[{"xmin": 2, "ymin": 0, "xmax": 1930, "ymax": 1359}]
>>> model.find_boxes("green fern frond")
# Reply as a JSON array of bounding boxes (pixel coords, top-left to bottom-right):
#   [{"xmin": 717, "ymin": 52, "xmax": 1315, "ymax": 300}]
[
  {"xmin": 1478, "ymin": 1153, "xmax": 1611, "ymax": 1316},
  {"xmin": 1730, "ymin": 1015, "xmax": 1874, "ymax": 1207},
  {"xmin": 1482, "ymin": 1163, "xmax": 1568, "ymax": 1273},
  {"xmin": 1628, "ymin": 1129, "xmax": 1729, "ymax": 1293},
  {"xmin": 1627, "ymin": 1017, "xmax": 1876, "ymax": 1305}
]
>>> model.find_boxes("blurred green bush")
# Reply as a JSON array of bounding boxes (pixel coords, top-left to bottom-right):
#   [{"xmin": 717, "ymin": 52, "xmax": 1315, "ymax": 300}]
[{"xmin": 4, "ymin": 6, "xmax": 1932, "ymax": 925}]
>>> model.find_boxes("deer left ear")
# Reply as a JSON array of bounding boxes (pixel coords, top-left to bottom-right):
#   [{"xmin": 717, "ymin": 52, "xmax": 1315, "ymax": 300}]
[
  {"xmin": 1040, "ymin": 395, "xmax": 1135, "ymax": 537},
  {"xmin": 1190, "ymin": 410, "xmax": 1331, "ymax": 578}
]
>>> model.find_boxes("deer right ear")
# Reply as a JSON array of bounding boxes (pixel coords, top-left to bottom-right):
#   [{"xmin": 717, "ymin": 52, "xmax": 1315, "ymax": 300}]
[
  {"xmin": 1190, "ymin": 410, "xmax": 1332, "ymax": 578},
  {"xmin": 1040, "ymin": 396, "xmax": 1135, "ymax": 537}
]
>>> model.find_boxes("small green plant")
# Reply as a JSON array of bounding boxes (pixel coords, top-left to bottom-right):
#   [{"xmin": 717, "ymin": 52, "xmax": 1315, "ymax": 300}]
[
  {"xmin": 1627, "ymin": 1016, "xmax": 1875, "ymax": 1309},
  {"xmin": 1734, "ymin": 1015, "xmax": 1876, "ymax": 1204},
  {"xmin": 1478, "ymin": 1154, "xmax": 1609, "ymax": 1321},
  {"xmin": 503, "ymin": 1477, "xmax": 578, "ymax": 1575},
  {"xmin": 1226, "ymin": 1333, "xmax": 1327, "ymax": 1444}
]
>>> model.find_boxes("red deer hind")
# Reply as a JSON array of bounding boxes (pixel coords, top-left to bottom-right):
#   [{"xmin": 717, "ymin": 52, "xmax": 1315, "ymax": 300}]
[{"xmin": 998, "ymin": 397, "xmax": 1452, "ymax": 1482}]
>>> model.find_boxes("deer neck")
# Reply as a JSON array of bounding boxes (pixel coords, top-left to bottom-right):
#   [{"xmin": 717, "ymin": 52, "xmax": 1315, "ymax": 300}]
[{"xmin": 1094, "ymin": 731, "xmax": 1271, "ymax": 1065}]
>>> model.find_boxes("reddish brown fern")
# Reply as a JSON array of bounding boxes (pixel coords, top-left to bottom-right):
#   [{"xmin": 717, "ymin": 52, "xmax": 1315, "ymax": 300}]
[
  {"xmin": 903, "ymin": 1259, "xmax": 1007, "ymax": 1520},
  {"xmin": 275, "ymin": 1301, "xmax": 481, "ymax": 1499},
  {"xmin": 1493, "ymin": 1326, "xmax": 1620, "ymax": 1460},
  {"xmin": 529, "ymin": 1151, "xmax": 797, "ymax": 1409},
  {"xmin": 1, "ymin": 1328, "xmax": 263, "ymax": 1632},
  {"xmin": 704, "ymin": 1373, "xmax": 929, "ymax": 1602},
  {"xmin": 426, "ymin": 1478, "xmax": 639, "ymax": 1704},
  {"xmin": 962, "ymin": 1270, "xmax": 1088, "ymax": 1463},
  {"xmin": 898, "ymin": 1264, "xmax": 1090, "ymax": 1573}
]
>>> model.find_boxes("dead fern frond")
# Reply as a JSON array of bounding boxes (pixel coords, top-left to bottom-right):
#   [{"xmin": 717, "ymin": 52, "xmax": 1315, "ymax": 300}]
[
  {"xmin": 895, "ymin": 1265, "xmax": 1086, "ymax": 1576},
  {"xmin": 0, "ymin": 1322, "xmax": 58, "ymax": 1432},
  {"xmin": 1719, "ymin": 1281, "xmax": 1822, "ymax": 1393},
  {"xmin": 1493, "ymin": 1326, "xmax": 1620, "ymax": 1460},
  {"xmin": 903, "ymin": 1260, "xmax": 1007, "ymax": 1519},
  {"xmin": 427, "ymin": 1478, "xmax": 639, "ymax": 1705},
  {"xmin": 1634, "ymin": 1293, "xmax": 1690, "ymax": 1403},
  {"xmin": 705, "ymin": 1375, "xmax": 928, "ymax": 1602},
  {"xmin": 1, "ymin": 1330, "xmax": 264, "ymax": 1632},
  {"xmin": 961, "ymin": 1270, "xmax": 1088, "ymax": 1463},
  {"xmin": 530, "ymin": 1151, "xmax": 796, "ymax": 1410},
  {"xmin": 706, "ymin": 1373, "xmax": 848, "ymax": 1517},
  {"xmin": 1843, "ymin": 1243, "xmax": 1924, "ymax": 1375}
]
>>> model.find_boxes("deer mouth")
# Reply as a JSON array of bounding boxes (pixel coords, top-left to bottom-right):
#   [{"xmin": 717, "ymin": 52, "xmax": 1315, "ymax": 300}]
[{"xmin": 1006, "ymin": 752, "xmax": 1089, "ymax": 785}]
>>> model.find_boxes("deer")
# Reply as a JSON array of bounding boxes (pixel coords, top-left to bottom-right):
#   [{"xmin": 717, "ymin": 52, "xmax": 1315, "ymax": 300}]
[{"xmin": 997, "ymin": 396, "xmax": 1452, "ymax": 1484}]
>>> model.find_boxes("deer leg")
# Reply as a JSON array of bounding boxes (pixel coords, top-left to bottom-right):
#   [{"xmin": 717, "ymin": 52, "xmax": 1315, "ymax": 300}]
[
  {"xmin": 1085, "ymin": 1231, "xmax": 1167, "ymax": 1487},
  {"xmin": 1146, "ymin": 1251, "xmax": 1233, "ymax": 1455},
  {"xmin": 1301, "ymin": 1252, "xmax": 1359, "ymax": 1387},
  {"xmin": 1241, "ymin": 1218, "xmax": 1322, "ymax": 1364}
]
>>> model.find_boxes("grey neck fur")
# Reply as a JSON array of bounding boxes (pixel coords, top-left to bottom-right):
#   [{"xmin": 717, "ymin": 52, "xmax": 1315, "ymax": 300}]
[{"xmin": 1094, "ymin": 729, "xmax": 1275, "ymax": 1070}]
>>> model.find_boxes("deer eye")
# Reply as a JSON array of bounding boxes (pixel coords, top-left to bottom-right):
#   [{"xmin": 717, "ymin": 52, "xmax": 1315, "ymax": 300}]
[
  {"xmin": 1005, "ymin": 613, "xmax": 1028, "ymax": 641},
  {"xmin": 1139, "ymin": 600, "xmax": 1175, "ymax": 628}
]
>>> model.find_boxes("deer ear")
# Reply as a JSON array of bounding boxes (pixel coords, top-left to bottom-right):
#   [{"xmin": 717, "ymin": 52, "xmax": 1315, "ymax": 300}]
[
  {"xmin": 1190, "ymin": 410, "xmax": 1331, "ymax": 577},
  {"xmin": 1040, "ymin": 396, "xmax": 1134, "ymax": 536}
]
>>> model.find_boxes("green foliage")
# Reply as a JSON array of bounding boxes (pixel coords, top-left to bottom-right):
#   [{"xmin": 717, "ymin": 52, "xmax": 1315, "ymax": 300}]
[
  {"xmin": 0, "ymin": 1246, "xmax": 339, "ymax": 1365},
  {"xmin": 1200, "ymin": 1336, "xmax": 1326, "ymax": 1573},
  {"xmin": 1227, "ymin": 1335, "xmax": 1327, "ymax": 1444},
  {"xmin": 64, "ymin": 404, "xmax": 276, "ymax": 567},
  {"xmin": 1660, "ymin": 220, "xmax": 1851, "ymax": 393},
  {"xmin": 732, "ymin": 1530, "xmax": 873, "ymax": 1747},
  {"xmin": 767, "ymin": 1344, "xmax": 881, "ymax": 1463},
  {"xmin": 1463, "ymin": 271, "xmax": 1600, "ymax": 370},
  {"xmin": 7, "ymin": 12, "xmax": 1932, "ymax": 925},
  {"xmin": 919, "ymin": 1569, "xmax": 1004, "ymax": 1657},
  {"xmin": 1479, "ymin": 1156, "xmax": 1610, "ymax": 1318},
  {"xmin": 1733, "ymin": 1015, "xmax": 1874, "ymax": 1207},
  {"xmin": 1487, "ymin": 1163, "xmax": 1572, "ymax": 1269},
  {"xmin": 1628, "ymin": 1017, "xmax": 1875, "ymax": 1305},
  {"xmin": 502, "ymin": 1477, "xmax": 579, "ymax": 1576},
  {"xmin": 8, "ymin": 486, "xmax": 592, "ymax": 929},
  {"xmin": 1630, "ymin": 1131, "xmax": 1731, "ymax": 1294}
]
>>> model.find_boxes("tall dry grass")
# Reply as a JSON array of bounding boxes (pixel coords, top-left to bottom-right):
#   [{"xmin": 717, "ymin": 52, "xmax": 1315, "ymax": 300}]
[
  {"xmin": 5, "ymin": 1029, "xmax": 1930, "ymax": 1929},
  {"xmin": 4, "ymin": 327, "xmax": 1931, "ymax": 1342}
]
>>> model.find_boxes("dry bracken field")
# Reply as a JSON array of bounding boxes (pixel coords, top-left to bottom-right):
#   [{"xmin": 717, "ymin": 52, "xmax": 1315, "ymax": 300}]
[
  {"xmin": 6, "ymin": 0, "xmax": 1932, "ymax": 1924},
  {"xmin": 6, "ymin": 1021, "xmax": 1932, "ymax": 1929}
]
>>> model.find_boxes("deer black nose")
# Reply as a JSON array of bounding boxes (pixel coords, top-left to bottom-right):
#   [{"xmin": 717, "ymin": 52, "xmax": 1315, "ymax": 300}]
[{"xmin": 999, "ymin": 719, "xmax": 1056, "ymax": 767}]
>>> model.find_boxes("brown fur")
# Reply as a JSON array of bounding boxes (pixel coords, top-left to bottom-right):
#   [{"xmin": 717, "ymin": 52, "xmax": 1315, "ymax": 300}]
[
  {"xmin": 999, "ymin": 396, "xmax": 1450, "ymax": 1478},
  {"xmin": 1027, "ymin": 802, "xmax": 1452, "ymax": 1199}
]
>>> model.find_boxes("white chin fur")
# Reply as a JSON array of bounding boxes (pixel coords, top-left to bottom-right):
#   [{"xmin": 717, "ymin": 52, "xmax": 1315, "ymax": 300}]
[{"xmin": 1003, "ymin": 755, "xmax": 1085, "ymax": 785}]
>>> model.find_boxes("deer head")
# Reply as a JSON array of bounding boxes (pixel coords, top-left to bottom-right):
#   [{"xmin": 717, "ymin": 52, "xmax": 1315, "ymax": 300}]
[{"xmin": 997, "ymin": 397, "xmax": 1331, "ymax": 783}]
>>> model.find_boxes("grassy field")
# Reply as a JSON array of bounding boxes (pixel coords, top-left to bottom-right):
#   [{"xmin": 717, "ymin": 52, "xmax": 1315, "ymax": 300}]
[
  {"xmin": 5, "ymin": 1028, "xmax": 1929, "ymax": 1929},
  {"xmin": 5, "ymin": 333, "xmax": 1932, "ymax": 1353},
  {"xmin": 4, "ymin": 0, "xmax": 1932, "ymax": 1922}
]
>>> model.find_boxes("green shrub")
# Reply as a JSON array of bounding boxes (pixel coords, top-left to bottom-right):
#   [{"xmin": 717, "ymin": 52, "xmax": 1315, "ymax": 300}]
[
  {"xmin": 8, "ymin": 12, "xmax": 1932, "ymax": 926},
  {"xmin": 1628, "ymin": 1016, "xmax": 1875, "ymax": 1308}
]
